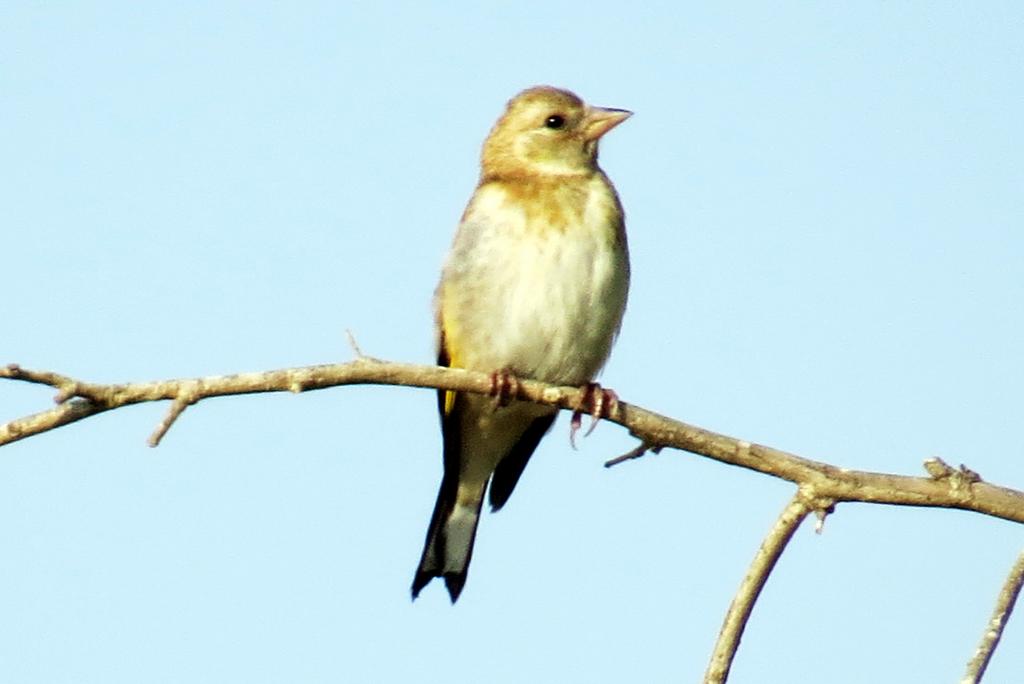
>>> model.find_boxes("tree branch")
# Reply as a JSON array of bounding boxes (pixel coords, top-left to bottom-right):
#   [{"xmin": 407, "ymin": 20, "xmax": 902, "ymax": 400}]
[
  {"xmin": 704, "ymin": 491, "xmax": 815, "ymax": 684},
  {"xmin": 961, "ymin": 549, "xmax": 1024, "ymax": 683},
  {"xmin": 4, "ymin": 358, "xmax": 1024, "ymax": 680},
  {"xmin": 2, "ymin": 359, "xmax": 1023, "ymax": 525}
]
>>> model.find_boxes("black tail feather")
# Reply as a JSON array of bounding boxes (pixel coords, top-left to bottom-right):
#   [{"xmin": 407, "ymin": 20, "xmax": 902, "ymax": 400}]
[{"xmin": 411, "ymin": 474, "xmax": 483, "ymax": 603}]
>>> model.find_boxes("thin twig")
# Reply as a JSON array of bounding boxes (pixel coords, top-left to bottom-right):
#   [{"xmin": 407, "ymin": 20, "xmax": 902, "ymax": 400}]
[
  {"xmin": 345, "ymin": 329, "xmax": 366, "ymax": 358},
  {"xmin": 704, "ymin": 492, "xmax": 813, "ymax": 684},
  {"xmin": 148, "ymin": 382, "xmax": 201, "ymax": 446},
  {"xmin": 148, "ymin": 394, "xmax": 194, "ymax": 447},
  {"xmin": 3, "ymin": 364, "xmax": 76, "ymax": 392},
  {"xmin": 961, "ymin": 549, "xmax": 1024, "ymax": 683},
  {"xmin": 605, "ymin": 442, "xmax": 660, "ymax": 468}
]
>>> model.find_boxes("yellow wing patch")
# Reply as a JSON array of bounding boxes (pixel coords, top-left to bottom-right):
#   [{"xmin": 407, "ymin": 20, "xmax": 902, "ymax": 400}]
[{"xmin": 439, "ymin": 288, "xmax": 462, "ymax": 417}]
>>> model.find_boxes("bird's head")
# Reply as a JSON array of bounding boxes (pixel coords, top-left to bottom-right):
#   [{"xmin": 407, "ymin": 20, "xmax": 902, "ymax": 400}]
[{"xmin": 481, "ymin": 86, "xmax": 631, "ymax": 179}]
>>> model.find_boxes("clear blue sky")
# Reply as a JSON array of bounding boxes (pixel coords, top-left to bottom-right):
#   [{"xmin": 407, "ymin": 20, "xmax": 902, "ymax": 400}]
[{"xmin": 2, "ymin": 3, "xmax": 1022, "ymax": 682}]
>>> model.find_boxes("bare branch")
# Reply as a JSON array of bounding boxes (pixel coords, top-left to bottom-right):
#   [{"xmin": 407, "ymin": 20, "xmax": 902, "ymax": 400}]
[
  {"xmin": 704, "ymin": 491, "xmax": 815, "ymax": 684},
  {"xmin": 961, "ymin": 550, "xmax": 1024, "ymax": 683},
  {"xmin": 3, "ymin": 359, "xmax": 1024, "ymax": 526},
  {"xmin": 4, "ymin": 358, "xmax": 1024, "ymax": 677}
]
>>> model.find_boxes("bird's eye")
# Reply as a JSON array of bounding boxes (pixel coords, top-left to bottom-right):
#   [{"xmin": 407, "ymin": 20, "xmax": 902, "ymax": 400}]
[{"xmin": 544, "ymin": 114, "xmax": 565, "ymax": 129}]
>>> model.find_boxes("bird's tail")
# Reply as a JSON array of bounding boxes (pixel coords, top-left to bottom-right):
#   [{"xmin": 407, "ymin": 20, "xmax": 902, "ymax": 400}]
[{"xmin": 411, "ymin": 475, "xmax": 485, "ymax": 603}]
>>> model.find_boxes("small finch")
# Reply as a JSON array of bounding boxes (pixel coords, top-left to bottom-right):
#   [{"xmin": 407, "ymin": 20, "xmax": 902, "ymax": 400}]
[{"xmin": 412, "ymin": 86, "xmax": 631, "ymax": 602}]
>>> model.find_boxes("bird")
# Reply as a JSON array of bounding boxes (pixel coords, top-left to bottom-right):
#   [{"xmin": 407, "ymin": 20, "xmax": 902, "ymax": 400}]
[{"xmin": 412, "ymin": 85, "xmax": 631, "ymax": 602}]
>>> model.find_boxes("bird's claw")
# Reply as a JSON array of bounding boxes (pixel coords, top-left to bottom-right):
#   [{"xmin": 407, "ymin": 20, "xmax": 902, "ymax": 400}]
[
  {"xmin": 488, "ymin": 369, "xmax": 520, "ymax": 411},
  {"xmin": 569, "ymin": 382, "xmax": 619, "ymax": 449}
]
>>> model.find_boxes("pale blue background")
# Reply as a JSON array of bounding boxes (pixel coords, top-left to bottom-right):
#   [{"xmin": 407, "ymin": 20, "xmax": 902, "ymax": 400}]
[{"xmin": 2, "ymin": 3, "xmax": 1022, "ymax": 682}]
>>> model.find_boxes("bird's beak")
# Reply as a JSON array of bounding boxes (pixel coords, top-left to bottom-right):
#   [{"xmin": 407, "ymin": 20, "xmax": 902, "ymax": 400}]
[{"xmin": 583, "ymin": 106, "xmax": 632, "ymax": 141}]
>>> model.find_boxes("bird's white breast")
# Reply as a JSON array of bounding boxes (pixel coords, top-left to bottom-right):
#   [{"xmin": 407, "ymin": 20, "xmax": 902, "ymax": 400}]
[{"xmin": 439, "ymin": 176, "xmax": 629, "ymax": 386}]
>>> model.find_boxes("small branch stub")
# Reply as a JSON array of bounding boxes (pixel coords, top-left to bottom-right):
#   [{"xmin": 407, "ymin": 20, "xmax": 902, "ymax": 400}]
[{"xmin": 605, "ymin": 442, "xmax": 661, "ymax": 468}]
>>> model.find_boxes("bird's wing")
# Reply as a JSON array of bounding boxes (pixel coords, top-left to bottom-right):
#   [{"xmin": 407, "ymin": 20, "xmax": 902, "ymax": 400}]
[
  {"xmin": 435, "ymin": 326, "xmax": 462, "ymax": 483},
  {"xmin": 488, "ymin": 412, "xmax": 556, "ymax": 511}
]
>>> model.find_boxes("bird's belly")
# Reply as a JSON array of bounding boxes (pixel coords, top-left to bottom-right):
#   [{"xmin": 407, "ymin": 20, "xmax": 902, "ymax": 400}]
[{"xmin": 450, "ymin": 228, "xmax": 627, "ymax": 386}]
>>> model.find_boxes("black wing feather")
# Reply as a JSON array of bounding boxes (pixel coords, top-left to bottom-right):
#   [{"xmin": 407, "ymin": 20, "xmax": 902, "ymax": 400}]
[{"xmin": 488, "ymin": 413, "xmax": 557, "ymax": 511}]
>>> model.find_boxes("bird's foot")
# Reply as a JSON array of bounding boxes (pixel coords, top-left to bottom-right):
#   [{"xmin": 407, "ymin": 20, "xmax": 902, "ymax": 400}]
[
  {"xmin": 488, "ymin": 369, "xmax": 520, "ymax": 411},
  {"xmin": 570, "ymin": 382, "xmax": 619, "ymax": 449}
]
